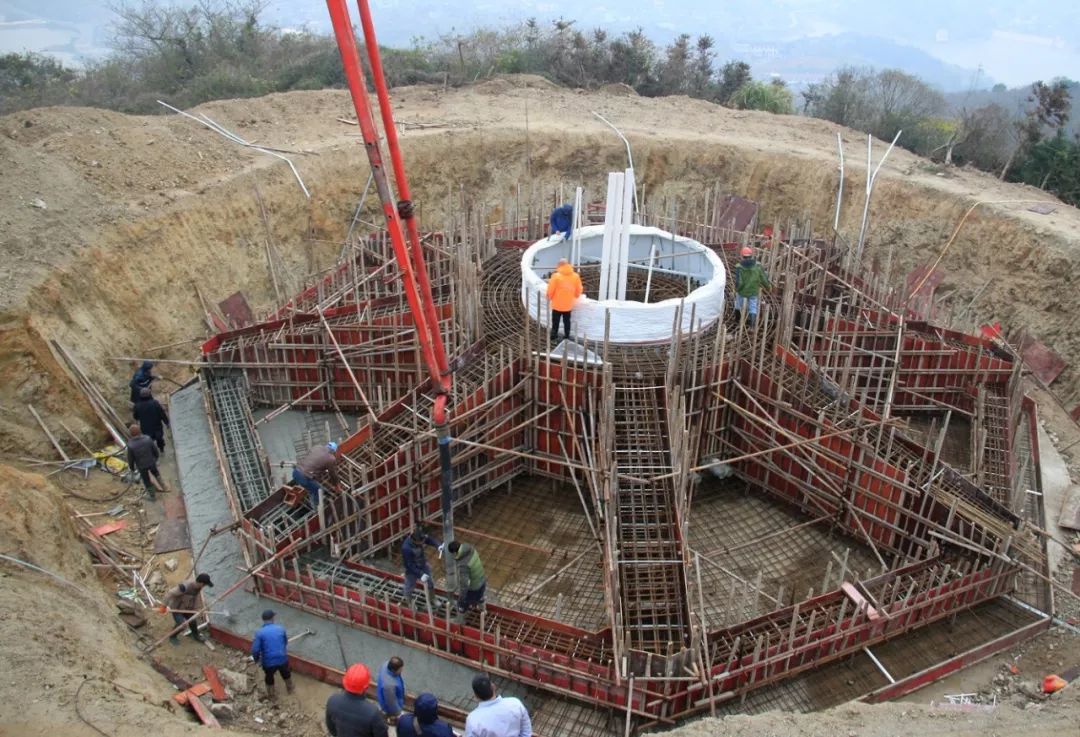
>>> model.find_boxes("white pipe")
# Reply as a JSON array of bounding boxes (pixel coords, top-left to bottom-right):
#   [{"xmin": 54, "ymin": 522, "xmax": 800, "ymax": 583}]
[
  {"xmin": 572, "ymin": 186, "xmax": 584, "ymax": 267},
  {"xmin": 854, "ymin": 130, "xmax": 901, "ymax": 265},
  {"xmin": 345, "ymin": 171, "xmax": 376, "ymax": 245},
  {"xmin": 616, "ymin": 168, "xmax": 635, "ymax": 301},
  {"xmin": 863, "ymin": 647, "xmax": 895, "ymax": 683},
  {"xmin": 599, "ymin": 172, "xmax": 622, "ymax": 301},
  {"xmin": 591, "ymin": 111, "xmax": 638, "ymax": 216},
  {"xmin": 834, "ymin": 132, "xmax": 845, "ymax": 232},
  {"xmin": 158, "ymin": 100, "xmax": 311, "ymax": 198},
  {"xmin": 643, "ymin": 242, "xmax": 657, "ymax": 304}
]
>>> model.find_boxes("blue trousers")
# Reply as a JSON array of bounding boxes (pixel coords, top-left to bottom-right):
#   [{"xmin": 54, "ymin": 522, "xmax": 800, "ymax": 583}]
[
  {"xmin": 403, "ymin": 565, "xmax": 434, "ymax": 598},
  {"xmin": 457, "ymin": 583, "xmax": 486, "ymax": 612},
  {"xmin": 291, "ymin": 468, "xmax": 321, "ymax": 504}
]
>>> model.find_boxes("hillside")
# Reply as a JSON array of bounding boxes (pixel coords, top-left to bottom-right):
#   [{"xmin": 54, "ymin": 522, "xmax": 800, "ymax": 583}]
[{"xmin": 1, "ymin": 76, "xmax": 1079, "ymax": 735}]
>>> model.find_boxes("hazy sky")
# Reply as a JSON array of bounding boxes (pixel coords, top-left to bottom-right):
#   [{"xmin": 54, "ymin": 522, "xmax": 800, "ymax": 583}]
[{"xmin": 0, "ymin": 0, "xmax": 1077, "ymax": 87}]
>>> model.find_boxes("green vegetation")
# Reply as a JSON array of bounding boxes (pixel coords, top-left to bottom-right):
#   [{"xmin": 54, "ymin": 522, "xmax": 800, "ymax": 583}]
[{"xmin": 2, "ymin": 2, "xmax": 1077, "ymax": 207}]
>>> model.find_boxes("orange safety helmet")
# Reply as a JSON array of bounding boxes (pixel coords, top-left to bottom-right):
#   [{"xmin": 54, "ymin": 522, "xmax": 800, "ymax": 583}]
[
  {"xmin": 343, "ymin": 663, "xmax": 371, "ymax": 694},
  {"xmin": 1043, "ymin": 674, "xmax": 1067, "ymax": 694},
  {"xmin": 740, "ymin": 246, "xmax": 753, "ymax": 257}
]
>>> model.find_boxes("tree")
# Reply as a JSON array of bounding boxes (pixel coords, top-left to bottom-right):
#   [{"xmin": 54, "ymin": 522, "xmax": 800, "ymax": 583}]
[
  {"xmin": 690, "ymin": 35, "xmax": 715, "ymax": 98},
  {"xmin": 1001, "ymin": 79, "xmax": 1071, "ymax": 180},
  {"xmin": 0, "ymin": 52, "xmax": 76, "ymax": 113},
  {"xmin": 870, "ymin": 69, "xmax": 945, "ymax": 142},
  {"xmin": 802, "ymin": 67, "xmax": 872, "ymax": 128},
  {"xmin": 607, "ymin": 28, "xmax": 656, "ymax": 93},
  {"xmin": 728, "ymin": 80, "xmax": 793, "ymax": 114},
  {"xmin": 656, "ymin": 34, "xmax": 691, "ymax": 95},
  {"xmin": 716, "ymin": 60, "xmax": 750, "ymax": 104}
]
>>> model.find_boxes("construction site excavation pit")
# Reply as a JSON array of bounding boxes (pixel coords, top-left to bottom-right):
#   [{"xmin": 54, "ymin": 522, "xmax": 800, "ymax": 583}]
[
  {"xmin": 9, "ymin": 71, "xmax": 1080, "ymax": 737},
  {"xmin": 175, "ymin": 161, "xmax": 1062, "ymax": 736}
]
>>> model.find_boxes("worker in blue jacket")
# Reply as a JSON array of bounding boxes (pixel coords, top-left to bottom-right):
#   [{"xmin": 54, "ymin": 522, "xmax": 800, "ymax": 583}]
[
  {"xmin": 251, "ymin": 609, "xmax": 293, "ymax": 700},
  {"xmin": 396, "ymin": 692, "xmax": 455, "ymax": 737},
  {"xmin": 549, "ymin": 204, "xmax": 574, "ymax": 240},
  {"xmin": 129, "ymin": 360, "xmax": 157, "ymax": 403},
  {"xmin": 377, "ymin": 656, "xmax": 406, "ymax": 722},
  {"xmin": 401, "ymin": 526, "xmax": 441, "ymax": 606}
]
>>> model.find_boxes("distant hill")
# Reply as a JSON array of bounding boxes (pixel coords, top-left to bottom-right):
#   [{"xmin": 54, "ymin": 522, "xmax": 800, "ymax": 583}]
[
  {"xmin": 725, "ymin": 33, "xmax": 989, "ymax": 93},
  {"xmin": 944, "ymin": 79, "xmax": 1080, "ymax": 138}
]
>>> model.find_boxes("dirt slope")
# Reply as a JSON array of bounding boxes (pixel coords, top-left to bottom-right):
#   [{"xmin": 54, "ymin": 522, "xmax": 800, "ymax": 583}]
[
  {"xmin": 1, "ymin": 76, "xmax": 1079, "ymax": 454},
  {"xmin": 0, "ymin": 463, "xmax": 264, "ymax": 736},
  {"xmin": 2, "ymin": 75, "xmax": 1080, "ymax": 737}
]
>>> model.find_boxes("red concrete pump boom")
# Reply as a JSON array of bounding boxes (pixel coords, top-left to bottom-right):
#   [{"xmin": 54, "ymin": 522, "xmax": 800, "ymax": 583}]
[{"xmin": 325, "ymin": 0, "xmax": 458, "ymax": 556}]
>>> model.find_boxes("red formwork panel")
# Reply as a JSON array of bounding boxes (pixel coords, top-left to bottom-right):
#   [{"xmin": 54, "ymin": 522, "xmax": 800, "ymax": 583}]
[{"xmin": 249, "ymin": 526, "xmax": 1019, "ymax": 723}]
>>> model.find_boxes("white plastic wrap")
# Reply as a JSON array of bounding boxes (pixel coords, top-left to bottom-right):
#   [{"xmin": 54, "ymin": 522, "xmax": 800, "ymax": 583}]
[{"xmin": 521, "ymin": 224, "xmax": 727, "ymax": 345}]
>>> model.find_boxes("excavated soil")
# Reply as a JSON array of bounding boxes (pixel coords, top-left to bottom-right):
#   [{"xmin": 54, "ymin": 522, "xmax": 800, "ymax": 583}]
[{"xmin": 2, "ymin": 75, "xmax": 1080, "ymax": 735}]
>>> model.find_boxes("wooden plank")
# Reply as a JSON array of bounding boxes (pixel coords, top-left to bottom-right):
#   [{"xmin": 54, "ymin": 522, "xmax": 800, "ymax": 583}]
[
  {"xmin": 202, "ymin": 665, "xmax": 228, "ymax": 702},
  {"xmin": 172, "ymin": 682, "xmax": 211, "ymax": 705},
  {"xmin": 150, "ymin": 657, "xmax": 193, "ymax": 690},
  {"xmin": 186, "ymin": 689, "xmax": 222, "ymax": 727},
  {"xmin": 90, "ymin": 520, "xmax": 129, "ymax": 537},
  {"xmin": 841, "ymin": 582, "xmax": 881, "ymax": 621},
  {"xmin": 28, "ymin": 404, "xmax": 69, "ymax": 461},
  {"xmin": 1057, "ymin": 484, "xmax": 1080, "ymax": 532}
]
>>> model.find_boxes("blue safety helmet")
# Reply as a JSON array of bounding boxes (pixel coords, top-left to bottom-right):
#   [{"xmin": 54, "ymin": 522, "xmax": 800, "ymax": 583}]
[{"xmin": 327, "ymin": 441, "xmax": 338, "ymax": 452}]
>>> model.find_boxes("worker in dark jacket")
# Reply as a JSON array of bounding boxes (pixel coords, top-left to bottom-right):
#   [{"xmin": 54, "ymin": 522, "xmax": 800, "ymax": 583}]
[
  {"xmin": 129, "ymin": 360, "xmax": 157, "ymax": 402},
  {"xmin": 251, "ymin": 609, "xmax": 293, "ymax": 699},
  {"xmin": 326, "ymin": 663, "xmax": 388, "ymax": 737},
  {"xmin": 549, "ymin": 204, "xmax": 574, "ymax": 240},
  {"xmin": 127, "ymin": 423, "xmax": 165, "ymax": 500},
  {"xmin": 293, "ymin": 441, "xmax": 339, "ymax": 506},
  {"xmin": 733, "ymin": 246, "xmax": 771, "ymax": 328},
  {"xmin": 447, "ymin": 541, "xmax": 486, "ymax": 614},
  {"xmin": 396, "ymin": 692, "xmax": 455, "ymax": 737},
  {"xmin": 133, "ymin": 387, "xmax": 170, "ymax": 451},
  {"xmin": 401, "ymin": 526, "xmax": 441, "ymax": 605}
]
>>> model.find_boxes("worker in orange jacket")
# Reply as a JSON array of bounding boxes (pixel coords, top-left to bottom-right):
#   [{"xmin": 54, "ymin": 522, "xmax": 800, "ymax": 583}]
[{"xmin": 546, "ymin": 258, "xmax": 583, "ymax": 342}]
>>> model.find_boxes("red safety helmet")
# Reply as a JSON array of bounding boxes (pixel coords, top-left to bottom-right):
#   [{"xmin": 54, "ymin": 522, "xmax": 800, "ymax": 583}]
[
  {"xmin": 740, "ymin": 246, "xmax": 753, "ymax": 257},
  {"xmin": 343, "ymin": 663, "xmax": 371, "ymax": 694}
]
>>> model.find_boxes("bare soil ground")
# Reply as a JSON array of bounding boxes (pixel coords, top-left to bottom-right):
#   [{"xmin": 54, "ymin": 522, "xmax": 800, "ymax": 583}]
[{"xmin": 2, "ymin": 75, "xmax": 1080, "ymax": 736}]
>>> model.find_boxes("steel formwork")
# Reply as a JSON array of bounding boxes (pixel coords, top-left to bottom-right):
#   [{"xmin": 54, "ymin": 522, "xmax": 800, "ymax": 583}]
[{"xmin": 196, "ymin": 201, "xmax": 1052, "ymax": 734}]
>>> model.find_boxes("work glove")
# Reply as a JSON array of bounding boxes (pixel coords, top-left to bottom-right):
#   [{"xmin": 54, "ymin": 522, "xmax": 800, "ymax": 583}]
[
  {"xmin": 250, "ymin": 655, "xmax": 259, "ymax": 664},
  {"xmin": 420, "ymin": 574, "xmax": 431, "ymax": 585},
  {"xmin": 437, "ymin": 544, "xmax": 445, "ymax": 559}
]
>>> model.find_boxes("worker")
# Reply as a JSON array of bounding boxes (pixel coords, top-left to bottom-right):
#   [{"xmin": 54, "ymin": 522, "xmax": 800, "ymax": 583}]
[
  {"xmin": 396, "ymin": 692, "xmax": 455, "ymax": 737},
  {"xmin": 325, "ymin": 663, "xmax": 388, "ymax": 737},
  {"xmin": 545, "ymin": 258, "xmax": 583, "ymax": 343},
  {"xmin": 733, "ymin": 246, "xmax": 771, "ymax": 328},
  {"xmin": 376, "ymin": 656, "xmax": 405, "ymax": 723},
  {"xmin": 549, "ymin": 203, "xmax": 574, "ymax": 241},
  {"xmin": 401, "ymin": 526, "xmax": 441, "ymax": 606},
  {"xmin": 250, "ymin": 609, "xmax": 293, "ymax": 700},
  {"xmin": 465, "ymin": 674, "xmax": 532, "ymax": 737},
  {"xmin": 293, "ymin": 441, "xmax": 339, "ymax": 506},
  {"xmin": 163, "ymin": 572, "xmax": 213, "ymax": 645},
  {"xmin": 447, "ymin": 540, "xmax": 486, "ymax": 615},
  {"xmin": 133, "ymin": 387, "xmax": 170, "ymax": 452},
  {"xmin": 129, "ymin": 360, "xmax": 157, "ymax": 403},
  {"xmin": 127, "ymin": 423, "xmax": 165, "ymax": 500}
]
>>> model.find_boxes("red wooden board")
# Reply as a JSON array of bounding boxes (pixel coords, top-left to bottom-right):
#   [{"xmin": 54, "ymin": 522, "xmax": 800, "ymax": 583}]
[
  {"xmin": 218, "ymin": 291, "xmax": 255, "ymax": 329},
  {"xmin": 90, "ymin": 520, "xmax": 128, "ymax": 536},
  {"xmin": 1013, "ymin": 328, "xmax": 1067, "ymax": 386},
  {"xmin": 186, "ymin": 689, "xmax": 222, "ymax": 727},
  {"xmin": 202, "ymin": 665, "xmax": 227, "ymax": 702},
  {"xmin": 172, "ymin": 682, "xmax": 211, "ymax": 705}
]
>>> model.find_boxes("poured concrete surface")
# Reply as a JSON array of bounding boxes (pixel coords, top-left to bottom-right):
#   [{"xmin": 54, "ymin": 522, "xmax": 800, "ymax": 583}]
[{"xmin": 172, "ymin": 383, "xmax": 489, "ymax": 715}]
